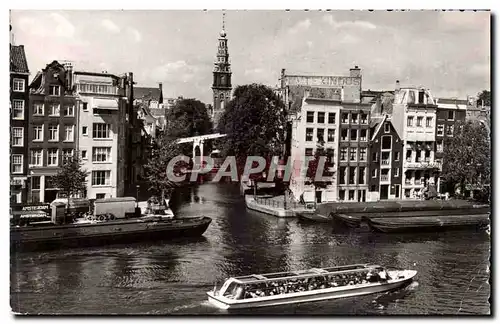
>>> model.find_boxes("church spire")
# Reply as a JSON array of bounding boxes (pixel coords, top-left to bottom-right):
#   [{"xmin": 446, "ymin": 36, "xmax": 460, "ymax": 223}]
[{"xmin": 211, "ymin": 10, "xmax": 232, "ymax": 129}]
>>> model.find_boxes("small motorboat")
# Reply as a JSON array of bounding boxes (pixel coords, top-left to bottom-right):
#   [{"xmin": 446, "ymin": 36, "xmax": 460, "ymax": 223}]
[{"xmin": 207, "ymin": 264, "xmax": 417, "ymax": 310}]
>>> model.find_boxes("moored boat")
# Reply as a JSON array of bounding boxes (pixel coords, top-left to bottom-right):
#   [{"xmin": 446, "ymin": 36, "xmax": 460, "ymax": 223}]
[
  {"xmin": 296, "ymin": 211, "xmax": 332, "ymax": 223},
  {"xmin": 366, "ymin": 214, "xmax": 490, "ymax": 233},
  {"xmin": 207, "ymin": 264, "xmax": 417, "ymax": 310},
  {"xmin": 11, "ymin": 216, "xmax": 212, "ymax": 253}
]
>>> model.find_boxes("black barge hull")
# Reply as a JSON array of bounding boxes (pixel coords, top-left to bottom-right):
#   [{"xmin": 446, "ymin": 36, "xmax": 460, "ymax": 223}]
[{"xmin": 11, "ymin": 216, "xmax": 212, "ymax": 253}]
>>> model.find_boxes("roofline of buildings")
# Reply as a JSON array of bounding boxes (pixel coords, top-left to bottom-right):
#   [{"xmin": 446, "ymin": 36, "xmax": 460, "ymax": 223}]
[{"xmin": 73, "ymin": 71, "xmax": 122, "ymax": 79}]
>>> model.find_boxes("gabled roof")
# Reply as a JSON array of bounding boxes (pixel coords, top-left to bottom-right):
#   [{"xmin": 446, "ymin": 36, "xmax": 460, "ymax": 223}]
[
  {"xmin": 370, "ymin": 115, "xmax": 403, "ymax": 142},
  {"xmin": 10, "ymin": 45, "xmax": 29, "ymax": 73}
]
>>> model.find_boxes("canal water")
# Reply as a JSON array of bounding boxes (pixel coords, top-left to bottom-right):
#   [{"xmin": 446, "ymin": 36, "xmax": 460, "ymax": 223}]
[{"xmin": 10, "ymin": 183, "xmax": 491, "ymax": 315}]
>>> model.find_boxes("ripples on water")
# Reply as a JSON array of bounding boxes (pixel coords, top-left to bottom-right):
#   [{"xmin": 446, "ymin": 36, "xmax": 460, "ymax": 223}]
[{"xmin": 11, "ymin": 183, "xmax": 491, "ymax": 315}]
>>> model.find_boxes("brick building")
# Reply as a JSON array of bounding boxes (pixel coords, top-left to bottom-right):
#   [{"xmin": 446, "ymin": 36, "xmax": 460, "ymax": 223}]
[{"xmin": 10, "ymin": 42, "xmax": 30, "ymax": 203}]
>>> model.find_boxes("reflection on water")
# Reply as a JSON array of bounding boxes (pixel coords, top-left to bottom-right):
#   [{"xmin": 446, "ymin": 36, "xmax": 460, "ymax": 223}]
[{"xmin": 11, "ymin": 183, "xmax": 490, "ymax": 315}]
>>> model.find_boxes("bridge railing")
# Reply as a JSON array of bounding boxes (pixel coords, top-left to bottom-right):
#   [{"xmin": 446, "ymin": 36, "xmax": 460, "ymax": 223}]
[{"xmin": 254, "ymin": 197, "xmax": 303, "ymax": 210}]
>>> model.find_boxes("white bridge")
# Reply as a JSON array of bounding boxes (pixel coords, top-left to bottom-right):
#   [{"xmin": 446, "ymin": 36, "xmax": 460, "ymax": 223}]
[{"xmin": 176, "ymin": 133, "xmax": 227, "ymax": 160}]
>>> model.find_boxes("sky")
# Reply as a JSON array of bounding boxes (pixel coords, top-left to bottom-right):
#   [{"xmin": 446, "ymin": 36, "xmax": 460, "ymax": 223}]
[{"xmin": 10, "ymin": 10, "xmax": 491, "ymax": 103}]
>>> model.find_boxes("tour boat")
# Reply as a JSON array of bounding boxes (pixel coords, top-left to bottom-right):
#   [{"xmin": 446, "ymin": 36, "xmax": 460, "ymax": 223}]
[{"xmin": 207, "ymin": 264, "xmax": 417, "ymax": 310}]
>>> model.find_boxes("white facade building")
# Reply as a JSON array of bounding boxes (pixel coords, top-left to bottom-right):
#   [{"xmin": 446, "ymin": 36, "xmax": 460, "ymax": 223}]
[{"xmin": 74, "ymin": 72, "xmax": 128, "ymax": 199}]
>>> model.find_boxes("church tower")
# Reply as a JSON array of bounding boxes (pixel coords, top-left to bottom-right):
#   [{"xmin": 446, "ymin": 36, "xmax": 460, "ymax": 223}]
[{"xmin": 212, "ymin": 11, "xmax": 232, "ymax": 129}]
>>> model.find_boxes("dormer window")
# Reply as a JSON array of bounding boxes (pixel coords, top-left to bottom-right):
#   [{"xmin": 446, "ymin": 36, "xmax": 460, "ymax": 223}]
[{"xmin": 49, "ymin": 85, "xmax": 60, "ymax": 96}]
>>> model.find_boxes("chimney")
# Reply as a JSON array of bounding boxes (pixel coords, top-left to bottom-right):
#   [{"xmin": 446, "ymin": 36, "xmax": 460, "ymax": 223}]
[
  {"xmin": 349, "ymin": 65, "xmax": 361, "ymax": 78},
  {"xmin": 65, "ymin": 63, "xmax": 73, "ymax": 91},
  {"xmin": 395, "ymin": 80, "xmax": 400, "ymax": 91},
  {"xmin": 158, "ymin": 82, "xmax": 163, "ymax": 104},
  {"xmin": 280, "ymin": 68, "xmax": 286, "ymax": 88}
]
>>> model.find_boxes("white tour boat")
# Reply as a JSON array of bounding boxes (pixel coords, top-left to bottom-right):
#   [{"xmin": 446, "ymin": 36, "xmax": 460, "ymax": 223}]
[{"xmin": 207, "ymin": 264, "xmax": 417, "ymax": 310}]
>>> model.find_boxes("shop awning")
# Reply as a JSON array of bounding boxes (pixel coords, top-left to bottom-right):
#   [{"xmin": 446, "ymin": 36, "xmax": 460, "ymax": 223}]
[{"xmin": 93, "ymin": 98, "xmax": 119, "ymax": 110}]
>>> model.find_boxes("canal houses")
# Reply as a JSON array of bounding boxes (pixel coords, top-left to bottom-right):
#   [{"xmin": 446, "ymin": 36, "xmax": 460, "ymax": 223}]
[
  {"xmin": 27, "ymin": 61, "xmax": 79, "ymax": 203},
  {"xmin": 367, "ymin": 114, "xmax": 404, "ymax": 201},
  {"xmin": 73, "ymin": 71, "xmax": 130, "ymax": 199},
  {"xmin": 391, "ymin": 86, "xmax": 439, "ymax": 199},
  {"xmin": 10, "ymin": 41, "xmax": 30, "ymax": 203}
]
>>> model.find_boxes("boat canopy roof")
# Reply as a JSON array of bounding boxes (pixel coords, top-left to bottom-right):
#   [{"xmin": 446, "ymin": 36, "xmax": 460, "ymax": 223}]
[{"xmin": 229, "ymin": 264, "xmax": 378, "ymax": 285}]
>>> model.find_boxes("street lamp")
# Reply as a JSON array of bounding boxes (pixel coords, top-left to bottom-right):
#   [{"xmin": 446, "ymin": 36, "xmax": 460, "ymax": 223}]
[{"xmin": 136, "ymin": 185, "xmax": 140, "ymax": 207}]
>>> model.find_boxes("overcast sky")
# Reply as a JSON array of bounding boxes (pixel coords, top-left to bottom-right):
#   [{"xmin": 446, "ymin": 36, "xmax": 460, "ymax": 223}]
[{"xmin": 11, "ymin": 10, "xmax": 490, "ymax": 102}]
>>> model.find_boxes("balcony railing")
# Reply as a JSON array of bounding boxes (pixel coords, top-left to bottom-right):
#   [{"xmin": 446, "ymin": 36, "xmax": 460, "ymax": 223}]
[
  {"xmin": 380, "ymin": 175, "xmax": 389, "ymax": 182},
  {"xmin": 405, "ymin": 161, "xmax": 442, "ymax": 169},
  {"xmin": 381, "ymin": 160, "xmax": 390, "ymax": 165}
]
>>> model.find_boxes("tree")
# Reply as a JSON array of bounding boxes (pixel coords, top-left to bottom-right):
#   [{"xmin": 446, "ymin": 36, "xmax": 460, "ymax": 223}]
[
  {"xmin": 144, "ymin": 133, "xmax": 190, "ymax": 204},
  {"xmin": 165, "ymin": 98, "xmax": 214, "ymax": 155},
  {"xmin": 477, "ymin": 90, "xmax": 491, "ymax": 107},
  {"xmin": 441, "ymin": 120, "xmax": 490, "ymax": 201},
  {"xmin": 52, "ymin": 155, "xmax": 89, "ymax": 202},
  {"xmin": 305, "ymin": 140, "xmax": 334, "ymax": 208},
  {"xmin": 217, "ymin": 83, "xmax": 287, "ymax": 179}
]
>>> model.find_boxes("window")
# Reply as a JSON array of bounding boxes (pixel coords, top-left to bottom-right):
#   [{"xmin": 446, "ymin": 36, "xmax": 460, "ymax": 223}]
[
  {"xmin": 340, "ymin": 147, "xmax": 347, "ymax": 161},
  {"xmin": 360, "ymin": 114, "xmax": 368, "ymax": 124},
  {"xmin": 448, "ymin": 110, "xmax": 455, "ymax": 120},
  {"xmin": 305, "ymin": 148, "xmax": 313, "ymax": 156},
  {"xmin": 339, "ymin": 167, "xmax": 346, "ymax": 184},
  {"xmin": 437, "ymin": 124, "xmax": 444, "ymax": 136},
  {"xmin": 12, "ymin": 155, "xmax": 23, "ymax": 173},
  {"xmin": 326, "ymin": 148, "xmax": 334, "ymax": 164},
  {"xmin": 81, "ymin": 150, "xmax": 88, "ymax": 160},
  {"xmin": 82, "ymin": 102, "xmax": 89, "ymax": 111},
  {"xmin": 31, "ymin": 176, "xmax": 41, "ymax": 190},
  {"xmin": 446, "ymin": 125, "xmax": 454, "ymax": 136},
  {"xmin": 351, "ymin": 113, "xmax": 358, "ymax": 124},
  {"xmin": 372, "ymin": 152, "xmax": 378, "ymax": 162},
  {"xmin": 382, "ymin": 136, "xmax": 392, "ymax": 150},
  {"xmin": 316, "ymin": 128, "xmax": 324, "ymax": 142},
  {"xmin": 426, "ymin": 117, "xmax": 432, "ymax": 127},
  {"xmin": 93, "ymin": 123, "xmax": 111, "ymax": 139},
  {"xmin": 317, "ymin": 112, "xmax": 325, "ymax": 124},
  {"xmin": 30, "ymin": 149, "xmax": 43, "ymax": 166},
  {"xmin": 47, "ymin": 149, "xmax": 58, "ymax": 166},
  {"xmin": 92, "ymin": 147, "xmax": 111, "ymax": 162},
  {"xmin": 395, "ymin": 151, "xmax": 400, "ymax": 161},
  {"xmin": 327, "ymin": 129, "xmax": 335, "ymax": 142},
  {"xmin": 349, "ymin": 167, "xmax": 356, "ymax": 184},
  {"xmin": 394, "ymin": 168, "xmax": 400, "ymax": 177},
  {"xmin": 437, "ymin": 140, "xmax": 443, "ymax": 152},
  {"xmin": 13, "ymin": 78, "xmax": 25, "ymax": 92},
  {"xmin": 371, "ymin": 185, "xmax": 376, "ymax": 192},
  {"xmin": 371, "ymin": 169, "xmax": 377, "ymax": 178},
  {"xmin": 341, "ymin": 113, "xmax": 349, "ymax": 124},
  {"xmin": 349, "ymin": 148, "xmax": 357, "ymax": 161},
  {"xmin": 350, "ymin": 129, "xmax": 357, "ymax": 141},
  {"xmin": 384, "ymin": 123, "xmax": 390, "ymax": 133},
  {"xmin": 406, "ymin": 150, "xmax": 412, "ymax": 162},
  {"xmin": 49, "ymin": 104, "xmax": 60, "ymax": 116},
  {"xmin": 49, "ymin": 85, "xmax": 60, "ymax": 96},
  {"xmin": 64, "ymin": 125, "xmax": 74, "ymax": 142},
  {"xmin": 339, "ymin": 189, "xmax": 345, "ymax": 201},
  {"xmin": 92, "ymin": 170, "xmax": 111, "ymax": 186},
  {"xmin": 33, "ymin": 103, "xmax": 44, "ymax": 115},
  {"xmin": 415, "ymin": 150, "xmax": 421, "ymax": 162},
  {"xmin": 305, "ymin": 128, "xmax": 313, "ymax": 142},
  {"xmin": 12, "ymin": 100, "xmax": 24, "ymax": 119},
  {"xmin": 359, "ymin": 148, "xmax": 366, "ymax": 161},
  {"xmin": 306, "ymin": 111, "xmax": 314, "ymax": 123},
  {"xmin": 96, "ymin": 193, "xmax": 106, "ymax": 199},
  {"xmin": 12, "ymin": 127, "xmax": 23, "ymax": 146},
  {"xmin": 341, "ymin": 129, "xmax": 348, "ymax": 141},
  {"xmin": 407, "ymin": 116, "xmax": 414, "ymax": 127},
  {"xmin": 33, "ymin": 125, "xmax": 43, "ymax": 141},
  {"xmin": 416, "ymin": 116, "xmax": 423, "ymax": 127},
  {"xmin": 360, "ymin": 129, "xmax": 367, "ymax": 141},
  {"xmin": 348, "ymin": 190, "xmax": 355, "ymax": 201},
  {"xmin": 82, "ymin": 126, "xmax": 88, "ymax": 136},
  {"xmin": 62, "ymin": 149, "xmax": 74, "ymax": 163},
  {"xmin": 63, "ymin": 105, "xmax": 74, "ymax": 116},
  {"xmin": 358, "ymin": 167, "xmax": 366, "ymax": 185},
  {"xmin": 328, "ymin": 112, "xmax": 336, "ymax": 124},
  {"xmin": 48, "ymin": 125, "xmax": 59, "ymax": 141}
]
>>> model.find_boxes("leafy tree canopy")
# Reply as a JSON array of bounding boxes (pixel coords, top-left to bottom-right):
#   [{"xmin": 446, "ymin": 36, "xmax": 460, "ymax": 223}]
[
  {"xmin": 217, "ymin": 83, "xmax": 287, "ymax": 177},
  {"xmin": 477, "ymin": 90, "xmax": 491, "ymax": 107},
  {"xmin": 442, "ymin": 120, "xmax": 490, "ymax": 198},
  {"xmin": 52, "ymin": 155, "xmax": 89, "ymax": 200}
]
